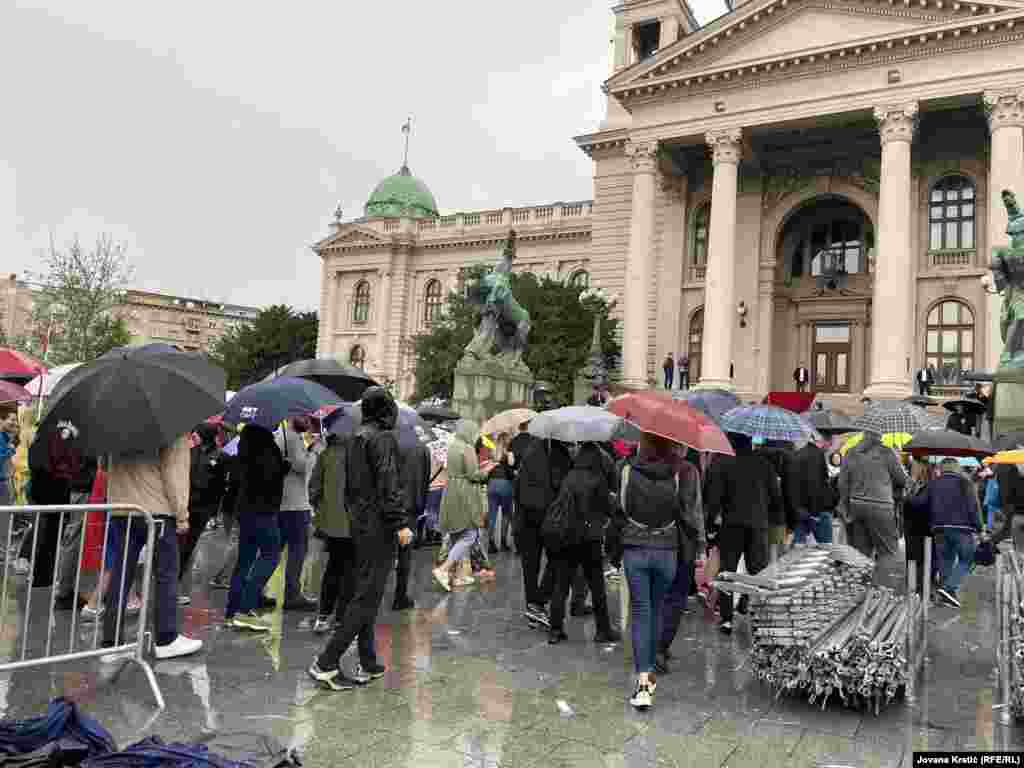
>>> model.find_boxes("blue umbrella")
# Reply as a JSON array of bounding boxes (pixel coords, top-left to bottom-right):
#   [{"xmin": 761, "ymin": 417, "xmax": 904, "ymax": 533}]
[
  {"xmin": 719, "ymin": 404, "xmax": 821, "ymax": 443},
  {"xmin": 672, "ymin": 388, "xmax": 741, "ymax": 423},
  {"xmin": 326, "ymin": 400, "xmax": 432, "ymax": 453},
  {"xmin": 223, "ymin": 376, "xmax": 342, "ymax": 429}
]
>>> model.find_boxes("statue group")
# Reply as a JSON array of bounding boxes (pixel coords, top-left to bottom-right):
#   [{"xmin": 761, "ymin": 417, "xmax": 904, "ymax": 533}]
[{"xmin": 991, "ymin": 190, "xmax": 1024, "ymax": 369}]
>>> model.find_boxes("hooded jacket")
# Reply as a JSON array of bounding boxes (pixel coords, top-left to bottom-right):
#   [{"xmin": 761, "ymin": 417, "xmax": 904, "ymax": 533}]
[
  {"xmin": 925, "ymin": 465, "xmax": 982, "ymax": 531},
  {"xmin": 309, "ymin": 434, "xmax": 351, "ymax": 539},
  {"xmin": 346, "ymin": 419, "xmax": 406, "ymax": 543},
  {"xmin": 613, "ymin": 455, "xmax": 704, "ymax": 554},
  {"xmin": 704, "ymin": 434, "xmax": 783, "ymax": 530},
  {"xmin": 439, "ymin": 420, "xmax": 488, "ymax": 533},
  {"xmin": 236, "ymin": 425, "xmax": 287, "ymax": 517},
  {"xmin": 757, "ymin": 444, "xmax": 800, "ymax": 530},
  {"xmin": 515, "ymin": 438, "xmax": 572, "ymax": 523},
  {"xmin": 837, "ymin": 433, "xmax": 907, "ymax": 512},
  {"xmin": 399, "ymin": 439, "xmax": 431, "ymax": 523},
  {"xmin": 792, "ymin": 442, "xmax": 836, "ymax": 516},
  {"xmin": 559, "ymin": 443, "xmax": 613, "ymax": 545}
]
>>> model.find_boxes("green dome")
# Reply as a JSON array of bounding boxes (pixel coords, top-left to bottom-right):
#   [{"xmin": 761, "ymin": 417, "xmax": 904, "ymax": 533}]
[{"xmin": 364, "ymin": 165, "xmax": 438, "ymax": 219}]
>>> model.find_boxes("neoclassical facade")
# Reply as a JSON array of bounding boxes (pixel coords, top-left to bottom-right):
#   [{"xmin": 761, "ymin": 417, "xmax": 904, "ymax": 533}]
[
  {"xmin": 313, "ymin": 166, "xmax": 593, "ymax": 398},
  {"xmin": 576, "ymin": 0, "xmax": 1024, "ymax": 404}
]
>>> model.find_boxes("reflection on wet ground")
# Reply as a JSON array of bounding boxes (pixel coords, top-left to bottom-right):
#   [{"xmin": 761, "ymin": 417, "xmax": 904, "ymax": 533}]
[{"xmin": 1, "ymin": 538, "xmax": 1021, "ymax": 767}]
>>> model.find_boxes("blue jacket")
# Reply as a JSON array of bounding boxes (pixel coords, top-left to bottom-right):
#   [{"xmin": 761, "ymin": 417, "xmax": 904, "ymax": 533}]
[
  {"xmin": 0, "ymin": 432, "xmax": 14, "ymax": 480},
  {"xmin": 984, "ymin": 478, "xmax": 1001, "ymax": 518},
  {"xmin": 924, "ymin": 471, "xmax": 981, "ymax": 532}
]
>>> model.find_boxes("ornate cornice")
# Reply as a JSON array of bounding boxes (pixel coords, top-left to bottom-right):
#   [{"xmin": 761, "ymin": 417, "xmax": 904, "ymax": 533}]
[
  {"xmin": 984, "ymin": 86, "xmax": 1024, "ymax": 130},
  {"xmin": 625, "ymin": 140, "xmax": 660, "ymax": 173},
  {"xmin": 418, "ymin": 229, "xmax": 590, "ymax": 252},
  {"xmin": 706, "ymin": 128, "xmax": 743, "ymax": 165},
  {"xmin": 874, "ymin": 101, "xmax": 919, "ymax": 144}
]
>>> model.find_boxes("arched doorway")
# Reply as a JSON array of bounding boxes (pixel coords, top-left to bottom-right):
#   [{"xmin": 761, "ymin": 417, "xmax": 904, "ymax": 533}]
[{"xmin": 772, "ymin": 194, "xmax": 875, "ymax": 394}]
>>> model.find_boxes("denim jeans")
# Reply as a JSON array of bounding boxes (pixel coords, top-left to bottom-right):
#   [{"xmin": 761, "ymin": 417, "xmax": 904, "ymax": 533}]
[
  {"xmin": 424, "ymin": 488, "xmax": 443, "ymax": 532},
  {"xmin": 623, "ymin": 546, "xmax": 677, "ymax": 674},
  {"xmin": 939, "ymin": 527, "xmax": 975, "ymax": 596},
  {"xmin": 793, "ymin": 511, "xmax": 834, "ymax": 545},
  {"xmin": 278, "ymin": 509, "xmax": 311, "ymax": 602},
  {"xmin": 487, "ymin": 479, "xmax": 514, "ymax": 540},
  {"xmin": 226, "ymin": 515, "xmax": 281, "ymax": 618},
  {"xmin": 660, "ymin": 557, "xmax": 692, "ymax": 654}
]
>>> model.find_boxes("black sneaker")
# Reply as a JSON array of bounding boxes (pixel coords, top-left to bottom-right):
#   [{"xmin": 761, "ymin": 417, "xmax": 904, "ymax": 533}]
[
  {"xmin": 570, "ymin": 604, "xmax": 594, "ymax": 617},
  {"xmin": 358, "ymin": 661, "xmax": 387, "ymax": 680},
  {"xmin": 719, "ymin": 621, "xmax": 733, "ymax": 636},
  {"xmin": 309, "ymin": 660, "xmax": 367, "ymax": 691},
  {"xmin": 392, "ymin": 596, "xmax": 415, "ymax": 611},
  {"xmin": 594, "ymin": 627, "xmax": 622, "ymax": 644},
  {"xmin": 654, "ymin": 652, "xmax": 671, "ymax": 675},
  {"xmin": 283, "ymin": 595, "xmax": 318, "ymax": 612},
  {"xmin": 525, "ymin": 603, "xmax": 550, "ymax": 628},
  {"xmin": 547, "ymin": 628, "xmax": 568, "ymax": 645}
]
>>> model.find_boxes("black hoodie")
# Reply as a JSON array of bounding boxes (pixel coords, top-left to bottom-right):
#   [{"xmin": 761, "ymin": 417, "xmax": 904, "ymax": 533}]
[
  {"xmin": 559, "ymin": 443, "xmax": 612, "ymax": 544},
  {"xmin": 704, "ymin": 433, "xmax": 783, "ymax": 529},
  {"xmin": 236, "ymin": 425, "xmax": 286, "ymax": 517}
]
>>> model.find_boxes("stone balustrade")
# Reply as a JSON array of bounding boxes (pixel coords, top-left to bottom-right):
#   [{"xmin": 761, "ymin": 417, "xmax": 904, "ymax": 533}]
[
  {"xmin": 928, "ymin": 249, "xmax": 976, "ymax": 269},
  {"xmin": 386, "ymin": 202, "xmax": 592, "ymax": 237},
  {"xmin": 689, "ymin": 264, "xmax": 707, "ymax": 282}
]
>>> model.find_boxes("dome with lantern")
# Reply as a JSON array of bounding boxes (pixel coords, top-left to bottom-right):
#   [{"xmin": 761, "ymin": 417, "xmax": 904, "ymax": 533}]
[{"xmin": 364, "ymin": 164, "xmax": 438, "ymax": 220}]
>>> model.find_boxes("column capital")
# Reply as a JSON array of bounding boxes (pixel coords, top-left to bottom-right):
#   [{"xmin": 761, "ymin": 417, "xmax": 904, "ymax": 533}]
[
  {"xmin": 660, "ymin": 174, "xmax": 685, "ymax": 202},
  {"xmin": 874, "ymin": 102, "xmax": 919, "ymax": 144},
  {"xmin": 705, "ymin": 128, "xmax": 742, "ymax": 165},
  {"xmin": 624, "ymin": 139, "xmax": 659, "ymax": 173},
  {"xmin": 984, "ymin": 87, "xmax": 1024, "ymax": 131}
]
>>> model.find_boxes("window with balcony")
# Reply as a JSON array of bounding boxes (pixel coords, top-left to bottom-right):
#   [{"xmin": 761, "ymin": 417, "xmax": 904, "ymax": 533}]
[
  {"xmin": 352, "ymin": 280, "xmax": 371, "ymax": 325},
  {"xmin": 424, "ymin": 279, "xmax": 443, "ymax": 326},
  {"xmin": 929, "ymin": 175, "xmax": 975, "ymax": 252}
]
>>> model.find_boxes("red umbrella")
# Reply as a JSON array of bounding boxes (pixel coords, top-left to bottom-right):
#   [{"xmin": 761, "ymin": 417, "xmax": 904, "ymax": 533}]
[
  {"xmin": 608, "ymin": 390, "xmax": 734, "ymax": 455},
  {"xmin": 0, "ymin": 380, "xmax": 31, "ymax": 404},
  {"xmin": 0, "ymin": 348, "xmax": 45, "ymax": 382},
  {"xmin": 764, "ymin": 391, "xmax": 816, "ymax": 413}
]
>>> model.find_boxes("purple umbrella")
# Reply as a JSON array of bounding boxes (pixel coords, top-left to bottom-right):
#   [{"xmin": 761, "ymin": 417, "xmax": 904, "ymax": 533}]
[{"xmin": 672, "ymin": 388, "xmax": 741, "ymax": 424}]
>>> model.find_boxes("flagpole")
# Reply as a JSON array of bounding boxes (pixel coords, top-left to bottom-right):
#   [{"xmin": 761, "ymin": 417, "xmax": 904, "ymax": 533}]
[{"xmin": 402, "ymin": 117, "xmax": 412, "ymax": 168}]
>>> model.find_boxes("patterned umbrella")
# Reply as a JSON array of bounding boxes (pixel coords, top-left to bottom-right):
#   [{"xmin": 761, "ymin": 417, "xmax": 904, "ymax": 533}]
[
  {"xmin": 719, "ymin": 404, "xmax": 821, "ymax": 443},
  {"xmin": 852, "ymin": 400, "xmax": 938, "ymax": 436},
  {"xmin": 671, "ymin": 388, "xmax": 740, "ymax": 423}
]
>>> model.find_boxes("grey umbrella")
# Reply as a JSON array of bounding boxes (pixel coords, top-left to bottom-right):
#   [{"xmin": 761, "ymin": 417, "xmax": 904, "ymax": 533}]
[
  {"xmin": 263, "ymin": 358, "xmax": 377, "ymax": 401},
  {"xmin": 852, "ymin": 400, "xmax": 939, "ymax": 436},
  {"xmin": 528, "ymin": 406, "xmax": 627, "ymax": 443},
  {"xmin": 803, "ymin": 408, "xmax": 856, "ymax": 436}
]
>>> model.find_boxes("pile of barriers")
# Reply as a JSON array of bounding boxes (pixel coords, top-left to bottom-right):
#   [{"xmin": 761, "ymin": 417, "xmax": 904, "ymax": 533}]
[
  {"xmin": 996, "ymin": 548, "xmax": 1024, "ymax": 721},
  {"xmin": 714, "ymin": 542, "xmax": 930, "ymax": 714}
]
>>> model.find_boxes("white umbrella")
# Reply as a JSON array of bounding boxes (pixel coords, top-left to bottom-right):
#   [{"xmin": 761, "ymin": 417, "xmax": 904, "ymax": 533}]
[
  {"xmin": 25, "ymin": 363, "xmax": 82, "ymax": 398},
  {"xmin": 528, "ymin": 406, "xmax": 625, "ymax": 443}
]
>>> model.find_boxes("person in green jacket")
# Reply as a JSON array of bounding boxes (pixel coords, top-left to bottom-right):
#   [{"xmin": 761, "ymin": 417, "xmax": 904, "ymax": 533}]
[{"xmin": 433, "ymin": 420, "xmax": 491, "ymax": 591}]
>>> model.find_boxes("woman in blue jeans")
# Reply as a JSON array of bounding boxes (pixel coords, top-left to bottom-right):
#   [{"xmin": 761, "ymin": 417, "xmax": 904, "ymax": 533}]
[
  {"xmin": 612, "ymin": 433, "xmax": 702, "ymax": 710},
  {"xmin": 225, "ymin": 424, "xmax": 286, "ymax": 631},
  {"xmin": 486, "ymin": 433, "xmax": 515, "ymax": 552}
]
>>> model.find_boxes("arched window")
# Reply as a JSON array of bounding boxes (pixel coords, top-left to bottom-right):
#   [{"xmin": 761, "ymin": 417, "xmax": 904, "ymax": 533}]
[
  {"xmin": 780, "ymin": 198, "xmax": 872, "ymax": 280},
  {"xmin": 423, "ymin": 279, "xmax": 443, "ymax": 326},
  {"xmin": 929, "ymin": 176, "xmax": 976, "ymax": 251},
  {"xmin": 926, "ymin": 300, "xmax": 974, "ymax": 378},
  {"xmin": 350, "ymin": 344, "xmax": 366, "ymax": 369},
  {"xmin": 569, "ymin": 270, "xmax": 590, "ymax": 289},
  {"xmin": 352, "ymin": 280, "xmax": 371, "ymax": 325},
  {"xmin": 688, "ymin": 308, "xmax": 703, "ymax": 383},
  {"xmin": 692, "ymin": 204, "xmax": 711, "ymax": 269}
]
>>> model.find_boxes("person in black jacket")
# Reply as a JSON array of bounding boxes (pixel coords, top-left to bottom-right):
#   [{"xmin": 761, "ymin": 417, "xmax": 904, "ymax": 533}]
[
  {"xmin": 546, "ymin": 443, "xmax": 621, "ymax": 645},
  {"xmin": 756, "ymin": 440, "xmax": 800, "ymax": 556},
  {"xmin": 515, "ymin": 437, "xmax": 571, "ymax": 626},
  {"xmin": 704, "ymin": 432, "xmax": 780, "ymax": 634},
  {"xmin": 394, "ymin": 438, "xmax": 430, "ymax": 610},
  {"xmin": 792, "ymin": 440, "xmax": 835, "ymax": 544},
  {"xmin": 310, "ymin": 387, "xmax": 413, "ymax": 690},
  {"xmin": 178, "ymin": 423, "xmax": 226, "ymax": 603},
  {"xmin": 209, "ymin": 447, "xmax": 241, "ymax": 589},
  {"xmin": 225, "ymin": 424, "xmax": 286, "ymax": 631}
]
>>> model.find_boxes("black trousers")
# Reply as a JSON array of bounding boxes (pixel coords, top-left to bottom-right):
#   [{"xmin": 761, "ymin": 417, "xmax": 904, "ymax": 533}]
[
  {"xmin": 796, "ymin": 381, "xmax": 807, "ymax": 392},
  {"xmin": 179, "ymin": 503, "xmax": 218, "ymax": 580},
  {"xmin": 394, "ymin": 539, "xmax": 412, "ymax": 601},
  {"xmin": 317, "ymin": 534, "xmax": 391, "ymax": 670},
  {"xmin": 318, "ymin": 536, "xmax": 375, "ymax": 665},
  {"xmin": 518, "ymin": 513, "xmax": 546, "ymax": 606},
  {"xmin": 718, "ymin": 525, "xmax": 769, "ymax": 623},
  {"xmin": 549, "ymin": 540, "xmax": 611, "ymax": 633}
]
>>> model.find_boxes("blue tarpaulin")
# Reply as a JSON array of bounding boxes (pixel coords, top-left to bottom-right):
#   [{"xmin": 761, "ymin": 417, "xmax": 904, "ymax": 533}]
[
  {"xmin": 81, "ymin": 736, "xmax": 258, "ymax": 767},
  {"xmin": 0, "ymin": 697, "xmax": 116, "ymax": 758}
]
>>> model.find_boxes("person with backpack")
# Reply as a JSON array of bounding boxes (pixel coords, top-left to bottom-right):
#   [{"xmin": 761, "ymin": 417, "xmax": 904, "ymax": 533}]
[
  {"xmin": 178, "ymin": 423, "xmax": 226, "ymax": 604},
  {"xmin": 543, "ymin": 442, "xmax": 620, "ymax": 645},
  {"xmin": 610, "ymin": 432, "xmax": 704, "ymax": 711}
]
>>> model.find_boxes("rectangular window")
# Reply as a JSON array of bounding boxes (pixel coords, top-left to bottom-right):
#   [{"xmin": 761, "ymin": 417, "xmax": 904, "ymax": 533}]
[
  {"xmin": 930, "ymin": 223, "xmax": 942, "ymax": 251},
  {"xmin": 815, "ymin": 353, "xmax": 827, "ymax": 385},
  {"xmin": 946, "ymin": 188, "xmax": 960, "ymax": 201},
  {"xmin": 962, "ymin": 203, "xmax": 974, "ymax": 218},
  {"xmin": 942, "ymin": 329, "xmax": 959, "ymax": 353},
  {"xmin": 931, "ymin": 206, "xmax": 943, "ymax": 219},
  {"xmin": 962, "ymin": 221, "xmax": 974, "ymax": 249},
  {"xmin": 945, "ymin": 222, "xmax": 958, "ymax": 248},
  {"xmin": 836, "ymin": 353, "xmax": 848, "ymax": 388},
  {"xmin": 962, "ymin": 356, "xmax": 973, "ymax": 371},
  {"xmin": 927, "ymin": 331, "xmax": 938, "ymax": 353},
  {"xmin": 942, "ymin": 302, "xmax": 959, "ymax": 324},
  {"xmin": 963, "ymin": 186, "xmax": 974, "ymax": 200},
  {"xmin": 931, "ymin": 189, "xmax": 943, "ymax": 202},
  {"xmin": 815, "ymin": 323, "xmax": 849, "ymax": 343}
]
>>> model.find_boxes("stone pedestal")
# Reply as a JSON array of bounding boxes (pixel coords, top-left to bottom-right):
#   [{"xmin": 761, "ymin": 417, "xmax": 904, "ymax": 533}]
[{"xmin": 451, "ymin": 358, "xmax": 534, "ymax": 424}]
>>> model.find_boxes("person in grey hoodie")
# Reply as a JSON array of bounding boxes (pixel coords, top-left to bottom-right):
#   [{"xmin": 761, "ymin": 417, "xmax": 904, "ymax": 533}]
[
  {"xmin": 837, "ymin": 430, "xmax": 907, "ymax": 587},
  {"xmin": 275, "ymin": 417, "xmax": 317, "ymax": 611}
]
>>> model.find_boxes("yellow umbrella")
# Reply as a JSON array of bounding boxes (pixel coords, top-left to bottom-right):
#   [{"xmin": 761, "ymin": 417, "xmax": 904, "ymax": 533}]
[
  {"xmin": 983, "ymin": 449, "xmax": 1024, "ymax": 465},
  {"xmin": 840, "ymin": 431, "xmax": 913, "ymax": 455}
]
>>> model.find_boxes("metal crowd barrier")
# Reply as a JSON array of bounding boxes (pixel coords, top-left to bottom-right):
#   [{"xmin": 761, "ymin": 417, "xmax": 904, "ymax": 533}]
[
  {"xmin": 904, "ymin": 536, "xmax": 931, "ymax": 703},
  {"xmin": 995, "ymin": 548, "xmax": 1021, "ymax": 725},
  {"xmin": 0, "ymin": 504, "xmax": 165, "ymax": 709}
]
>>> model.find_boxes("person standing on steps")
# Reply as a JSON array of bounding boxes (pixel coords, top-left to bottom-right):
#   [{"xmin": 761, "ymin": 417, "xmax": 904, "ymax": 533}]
[
  {"xmin": 662, "ymin": 353, "xmax": 675, "ymax": 390},
  {"xmin": 309, "ymin": 387, "xmax": 412, "ymax": 690},
  {"xmin": 793, "ymin": 363, "xmax": 810, "ymax": 393},
  {"xmin": 275, "ymin": 417, "xmax": 317, "ymax": 611},
  {"xmin": 677, "ymin": 355, "xmax": 689, "ymax": 390}
]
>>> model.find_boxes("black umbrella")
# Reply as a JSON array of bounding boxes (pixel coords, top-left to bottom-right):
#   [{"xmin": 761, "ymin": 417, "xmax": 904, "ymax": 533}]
[
  {"xmin": 263, "ymin": 358, "xmax": 376, "ymax": 401},
  {"xmin": 903, "ymin": 395, "xmax": 933, "ymax": 407},
  {"xmin": 803, "ymin": 408, "xmax": 856, "ymax": 436},
  {"xmin": 904, "ymin": 428, "xmax": 994, "ymax": 458},
  {"xmin": 417, "ymin": 403, "xmax": 460, "ymax": 423},
  {"xmin": 943, "ymin": 398, "xmax": 987, "ymax": 415},
  {"xmin": 32, "ymin": 346, "xmax": 225, "ymax": 461}
]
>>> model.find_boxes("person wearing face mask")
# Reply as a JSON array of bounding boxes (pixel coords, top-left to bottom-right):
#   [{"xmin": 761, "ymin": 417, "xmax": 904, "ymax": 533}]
[{"xmin": 275, "ymin": 416, "xmax": 317, "ymax": 611}]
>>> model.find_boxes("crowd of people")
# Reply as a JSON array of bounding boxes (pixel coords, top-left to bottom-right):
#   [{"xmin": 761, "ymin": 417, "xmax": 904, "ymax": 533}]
[{"xmin": 1, "ymin": 381, "xmax": 1017, "ymax": 713}]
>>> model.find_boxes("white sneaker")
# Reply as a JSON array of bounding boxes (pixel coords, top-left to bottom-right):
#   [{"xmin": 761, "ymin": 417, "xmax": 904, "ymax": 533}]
[
  {"xmin": 154, "ymin": 635, "xmax": 203, "ymax": 660},
  {"xmin": 13, "ymin": 558, "xmax": 29, "ymax": 575},
  {"xmin": 177, "ymin": 595, "xmax": 192, "ymax": 606},
  {"xmin": 432, "ymin": 567, "xmax": 451, "ymax": 592},
  {"xmin": 630, "ymin": 681, "xmax": 653, "ymax": 710},
  {"xmin": 99, "ymin": 650, "xmax": 132, "ymax": 665},
  {"xmin": 81, "ymin": 605, "xmax": 105, "ymax": 622}
]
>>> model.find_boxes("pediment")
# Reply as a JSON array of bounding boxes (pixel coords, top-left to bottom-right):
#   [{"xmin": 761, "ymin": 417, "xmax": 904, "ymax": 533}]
[
  {"xmin": 608, "ymin": 0, "xmax": 1024, "ymax": 89},
  {"xmin": 315, "ymin": 225, "xmax": 389, "ymax": 251}
]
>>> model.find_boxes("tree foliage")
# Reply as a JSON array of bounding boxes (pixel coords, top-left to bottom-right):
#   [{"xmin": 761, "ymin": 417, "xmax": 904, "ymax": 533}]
[
  {"xmin": 410, "ymin": 267, "xmax": 620, "ymax": 405},
  {"xmin": 210, "ymin": 304, "xmax": 318, "ymax": 390},
  {"xmin": 18, "ymin": 235, "xmax": 135, "ymax": 364}
]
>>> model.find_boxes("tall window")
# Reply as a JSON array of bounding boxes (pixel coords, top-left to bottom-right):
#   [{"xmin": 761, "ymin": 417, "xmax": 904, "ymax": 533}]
[
  {"xmin": 692, "ymin": 204, "xmax": 711, "ymax": 267},
  {"xmin": 424, "ymin": 279, "xmax": 443, "ymax": 326},
  {"xmin": 926, "ymin": 300, "xmax": 974, "ymax": 377},
  {"xmin": 569, "ymin": 270, "xmax": 590, "ymax": 289},
  {"xmin": 688, "ymin": 308, "xmax": 703, "ymax": 383},
  {"xmin": 929, "ymin": 176, "xmax": 975, "ymax": 251},
  {"xmin": 352, "ymin": 280, "xmax": 371, "ymax": 325},
  {"xmin": 350, "ymin": 344, "xmax": 366, "ymax": 369}
]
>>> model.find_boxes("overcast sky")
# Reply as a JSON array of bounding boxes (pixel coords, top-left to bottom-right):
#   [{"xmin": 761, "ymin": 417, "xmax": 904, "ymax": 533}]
[{"xmin": 1, "ymin": 1, "xmax": 727, "ymax": 311}]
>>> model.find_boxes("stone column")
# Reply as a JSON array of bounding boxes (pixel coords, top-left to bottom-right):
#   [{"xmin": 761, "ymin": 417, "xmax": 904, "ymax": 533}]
[
  {"xmin": 376, "ymin": 267, "xmax": 394, "ymax": 380},
  {"xmin": 755, "ymin": 261, "xmax": 775, "ymax": 395},
  {"xmin": 698, "ymin": 128, "xmax": 743, "ymax": 390},
  {"xmin": 985, "ymin": 87, "xmax": 1024, "ymax": 369},
  {"xmin": 318, "ymin": 269, "xmax": 338, "ymax": 358},
  {"xmin": 657, "ymin": 174, "xmax": 688, "ymax": 366},
  {"xmin": 850, "ymin": 319, "xmax": 865, "ymax": 393},
  {"xmin": 621, "ymin": 139, "xmax": 660, "ymax": 389},
  {"xmin": 866, "ymin": 102, "xmax": 918, "ymax": 399}
]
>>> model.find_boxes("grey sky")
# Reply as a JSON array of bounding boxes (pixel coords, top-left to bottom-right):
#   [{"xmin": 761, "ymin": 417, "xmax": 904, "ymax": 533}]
[{"xmin": 2, "ymin": 1, "xmax": 726, "ymax": 311}]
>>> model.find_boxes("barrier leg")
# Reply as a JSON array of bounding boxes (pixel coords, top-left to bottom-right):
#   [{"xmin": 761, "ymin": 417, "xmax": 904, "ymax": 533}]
[
  {"xmin": 134, "ymin": 517, "xmax": 164, "ymax": 709},
  {"xmin": 906, "ymin": 561, "xmax": 917, "ymax": 704}
]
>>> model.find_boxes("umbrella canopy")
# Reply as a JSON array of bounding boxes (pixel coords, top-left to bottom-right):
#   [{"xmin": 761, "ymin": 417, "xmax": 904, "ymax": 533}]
[
  {"xmin": 324, "ymin": 402, "xmax": 361, "ymax": 438},
  {"xmin": 942, "ymin": 398, "xmax": 987, "ymax": 415},
  {"xmin": 764, "ymin": 391, "xmax": 816, "ymax": 414},
  {"xmin": 840, "ymin": 431, "xmax": 913, "ymax": 455},
  {"xmin": 904, "ymin": 429, "xmax": 994, "ymax": 458},
  {"xmin": 719, "ymin": 404, "xmax": 820, "ymax": 443},
  {"xmin": 222, "ymin": 435, "xmax": 239, "ymax": 457},
  {"xmin": 33, "ymin": 345, "xmax": 225, "ymax": 459},
  {"xmin": 904, "ymin": 395, "xmax": 934, "ymax": 407},
  {"xmin": 671, "ymin": 388, "xmax": 740, "ymax": 423},
  {"xmin": 803, "ymin": 408, "xmax": 856, "ymax": 435},
  {"xmin": 853, "ymin": 400, "xmax": 939, "ymax": 435},
  {"xmin": 984, "ymin": 449, "xmax": 1024, "ymax": 465},
  {"xmin": 418, "ymin": 403, "xmax": 461, "ymax": 423},
  {"xmin": 481, "ymin": 408, "xmax": 539, "ymax": 436},
  {"xmin": 609, "ymin": 391, "xmax": 734, "ymax": 454},
  {"xmin": 263, "ymin": 358, "xmax": 377, "ymax": 401},
  {"xmin": 25, "ymin": 363, "xmax": 82, "ymax": 398},
  {"xmin": 223, "ymin": 377, "xmax": 342, "ymax": 430},
  {"xmin": 528, "ymin": 406, "xmax": 625, "ymax": 444},
  {"xmin": 0, "ymin": 380, "xmax": 31, "ymax": 405},
  {"xmin": 0, "ymin": 348, "xmax": 45, "ymax": 383}
]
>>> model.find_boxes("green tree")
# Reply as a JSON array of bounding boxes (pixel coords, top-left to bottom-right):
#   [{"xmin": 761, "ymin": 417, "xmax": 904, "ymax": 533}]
[
  {"xmin": 410, "ymin": 267, "xmax": 620, "ymax": 405},
  {"xmin": 20, "ymin": 234, "xmax": 135, "ymax": 364},
  {"xmin": 210, "ymin": 304, "xmax": 318, "ymax": 390}
]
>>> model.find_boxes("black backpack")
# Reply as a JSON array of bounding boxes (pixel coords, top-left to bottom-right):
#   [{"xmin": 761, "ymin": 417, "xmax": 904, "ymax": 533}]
[{"xmin": 542, "ymin": 485, "xmax": 577, "ymax": 552}]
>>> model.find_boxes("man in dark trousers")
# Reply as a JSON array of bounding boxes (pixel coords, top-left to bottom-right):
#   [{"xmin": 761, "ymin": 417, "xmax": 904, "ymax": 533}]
[
  {"xmin": 309, "ymin": 388, "xmax": 413, "ymax": 690},
  {"xmin": 662, "ymin": 353, "xmax": 675, "ymax": 390},
  {"xmin": 792, "ymin": 439, "xmax": 835, "ymax": 544},
  {"xmin": 916, "ymin": 366, "xmax": 933, "ymax": 397},
  {"xmin": 395, "ymin": 435, "xmax": 431, "ymax": 610},
  {"xmin": 793, "ymin": 363, "xmax": 810, "ymax": 392},
  {"xmin": 677, "ymin": 355, "xmax": 690, "ymax": 390}
]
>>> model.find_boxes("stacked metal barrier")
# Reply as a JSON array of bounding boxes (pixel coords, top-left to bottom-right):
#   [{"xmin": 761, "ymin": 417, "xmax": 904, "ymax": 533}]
[
  {"xmin": 715, "ymin": 544, "xmax": 925, "ymax": 714},
  {"xmin": 996, "ymin": 549, "xmax": 1024, "ymax": 721}
]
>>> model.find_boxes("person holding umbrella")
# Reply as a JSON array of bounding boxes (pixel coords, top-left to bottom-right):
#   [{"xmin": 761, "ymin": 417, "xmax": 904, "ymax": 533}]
[{"xmin": 274, "ymin": 416, "xmax": 318, "ymax": 612}]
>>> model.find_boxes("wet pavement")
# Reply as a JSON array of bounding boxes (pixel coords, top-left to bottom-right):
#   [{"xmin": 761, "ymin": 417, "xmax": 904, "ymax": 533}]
[{"xmin": 1, "ymin": 536, "xmax": 1022, "ymax": 767}]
